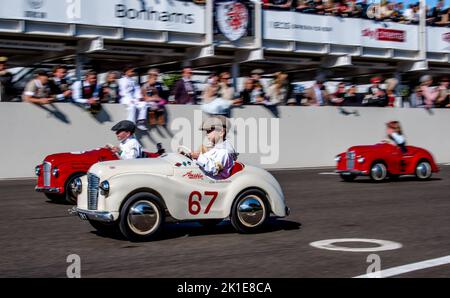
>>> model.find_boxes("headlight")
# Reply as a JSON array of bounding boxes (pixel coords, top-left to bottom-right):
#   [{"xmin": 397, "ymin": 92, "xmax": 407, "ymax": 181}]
[
  {"xmin": 35, "ymin": 165, "xmax": 41, "ymax": 176},
  {"xmin": 52, "ymin": 167, "xmax": 59, "ymax": 177},
  {"xmin": 71, "ymin": 178, "xmax": 82, "ymax": 195},
  {"xmin": 100, "ymin": 180, "xmax": 110, "ymax": 196},
  {"xmin": 334, "ymin": 155, "xmax": 342, "ymax": 162},
  {"xmin": 357, "ymin": 157, "xmax": 365, "ymax": 163}
]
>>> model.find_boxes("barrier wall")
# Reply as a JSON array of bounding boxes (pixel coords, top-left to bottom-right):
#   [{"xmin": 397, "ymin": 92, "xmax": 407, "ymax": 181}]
[{"xmin": 1, "ymin": 102, "xmax": 450, "ymax": 178}]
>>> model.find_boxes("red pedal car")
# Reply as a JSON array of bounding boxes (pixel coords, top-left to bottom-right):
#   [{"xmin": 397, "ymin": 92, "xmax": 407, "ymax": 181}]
[
  {"xmin": 335, "ymin": 142, "xmax": 439, "ymax": 182},
  {"xmin": 35, "ymin": 145, "xmax": 163, "ymax": 204}
]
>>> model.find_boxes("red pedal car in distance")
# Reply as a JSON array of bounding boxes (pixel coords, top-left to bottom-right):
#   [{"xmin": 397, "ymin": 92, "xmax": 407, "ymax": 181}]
[
  {"xmin": 335, "ymin": 142, "xmax": 439, "ymax": 182},
  {"xmin": 35, "ymin": 145, "xmax": 164, "ymax": 204}
]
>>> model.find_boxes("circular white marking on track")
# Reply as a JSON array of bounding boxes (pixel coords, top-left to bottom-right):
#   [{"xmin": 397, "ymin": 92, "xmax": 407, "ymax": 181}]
[{"xmin": 310, "ymin": 238, "xmax": 402, "ymax": 252}]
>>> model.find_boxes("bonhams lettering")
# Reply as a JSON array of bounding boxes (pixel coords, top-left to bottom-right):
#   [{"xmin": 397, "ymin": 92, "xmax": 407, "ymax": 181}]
[{"xmin": 115, "ymin": 4, "xmax": 195, "ymax": 24}]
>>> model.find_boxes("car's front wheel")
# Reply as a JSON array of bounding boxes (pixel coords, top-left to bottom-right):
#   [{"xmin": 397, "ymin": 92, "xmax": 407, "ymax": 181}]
[
  {"xmin": 65, "ymin": 173, "xmax": 85, "ymax": 204},
  {"xmin": 119, "ymin": 193, "xmax": 165, "ymax": 241},
  {"xmin": 415, "ymin": 160, "xmax": 432, "ymax": 180},
  {"xmin": 231, "ymin": 189, "xmax": 270, "ymax": 234},
  {"xmin": 370, "ymin": 162, "xmax": 388, "ymax": 182}
]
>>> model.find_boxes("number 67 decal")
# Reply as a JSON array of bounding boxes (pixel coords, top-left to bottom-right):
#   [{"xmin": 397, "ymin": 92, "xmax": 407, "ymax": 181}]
[{"xmin": 188, "ymin": 191, "xmax": 218, "ymax": 215}]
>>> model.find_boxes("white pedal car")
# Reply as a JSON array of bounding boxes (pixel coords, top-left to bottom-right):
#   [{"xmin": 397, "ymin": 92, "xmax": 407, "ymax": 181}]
[{"xmin": 72, "ymin": 147, "xmax": 289, "ymax": 241}]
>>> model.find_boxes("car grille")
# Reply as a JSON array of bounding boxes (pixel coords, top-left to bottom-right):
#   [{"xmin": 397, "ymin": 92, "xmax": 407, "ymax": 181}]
[
  {"xmin": 43, "ymin": 162, "xmax": 51, "ymax": 187},
  {"xmin": 87, "ymin": 173, "xmax": 100, "ymax": 210},
  {"xmin": 346, "ymin": 151, "xmax": 355, "ymax": 170}
]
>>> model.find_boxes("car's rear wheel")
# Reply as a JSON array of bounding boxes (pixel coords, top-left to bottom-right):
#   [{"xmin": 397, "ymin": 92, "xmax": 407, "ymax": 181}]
[
  {"xmin": 370, "ymin": 162, "xmax": 387, "ymax": 182},
  {"xmin": 119, "ymin": 193, "xmax": 164, "ymax": 241},
  {"xmin": 65, "ymin": 173, "xmax": 85, "ymax": 204},
  {"xmin": 231, "ymin": 189, "xmax": 270, "ymax": 234},
  {"xmin": 340, "ymin": 173, "xmax": 356, "ymax": 182},
  {"xmin": 89, "ymin": 220, "xmax": 119, "ymax": 236},
  {"xmin": 415, "ymin": 160, "xmax": 432, "ymax": 180}
]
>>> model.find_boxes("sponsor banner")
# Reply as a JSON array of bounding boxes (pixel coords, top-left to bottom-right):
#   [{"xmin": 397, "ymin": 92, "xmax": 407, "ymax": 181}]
[
  {"xmin": 427, "ymin": 27, "xmax": 450, "ymax": 53},
  {"xmin": 263, "ymin": 10, "xmax": 418, "ymax": 51},
  {"xmin": 0, "ymin": 0, "xmax": 205, "ymax": 34}
]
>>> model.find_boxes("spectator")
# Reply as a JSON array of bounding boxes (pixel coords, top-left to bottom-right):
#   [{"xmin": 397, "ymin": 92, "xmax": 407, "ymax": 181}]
[
  {"xmin": 22, "ymin": 70, "xmax": 53, "ymax": 105},
  {"xmin": 385, "ymin": 77, "xmax": 399, "ymax": 107},
  {"xmin": 263, "ymin": 0, "xmax": 293, "ymax": 10},
  {"xmin": 419, "ymin": 75, "xmax": 439, "ymax": 108},
  {"xmin": 362, "ymin": 76, "xmax": 388, "ymax": 107},
  {"xmin": 48, "ymin": 65, "xmax": 71, "ymax": 102},
  {"xmin": 141, "ymin": 68, "xmax": 168, "ymax": 126},
  {"xmin": 239, "ymin": 78, "xmax": 255, "ymax": 105},
  {"xmin": 304, "ymin": 77, "xmax": 329, "ymax": 106},
  {"xmin": 435, "ymin": 77, "xmax": 449, "ymax": 108},
  {"xmin": 267, "ymin": 71, "xmax": 290, "ymax": 105},
  {"xmin": 218, "ymin": 72, "xmax": 235, "ymax": 101},
  {"xmin": 252, "ymin": 80, "xmax": 267, "ymax": 104},
  {"xmin": 344, "ymin": 84, "xmax": 358, "ymax": 105},
  {"xmin": 296, "ymin": 0, "xmax": 311, "ymax": 12},
  {"xmin": 202, "ymin": 73, "xmax": 220, "ymax": 103},
  {"xmin": 434, "ymin": 7, "xmax": 450, "ymax": 26},
  {"xmin": 119, "ymin": 66, "xmax": 147, "ymax": 130},
  {"xmin": 101, "ymin": 71, "xmax": 120, "ymax": 103},
  {"xmin": 410, "ymin": 85, "xmax": 424, "ymax": 107},
  {"xmin": 0, "ymin": 56, "xmax": 13, "ymax": 102},
  {"xmin": 172, "ymin": 67, "xmax": 197, "ymax": 105},
  {"xmin": 72, "ymin": 71, "xmax": 104, "ymax": 114},
  {"xmin": 330, "ymin": 82, "xmax": 347, "ymax": 105}
]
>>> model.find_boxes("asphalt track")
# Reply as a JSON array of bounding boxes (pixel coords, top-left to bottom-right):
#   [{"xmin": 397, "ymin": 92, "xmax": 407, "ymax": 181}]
[{"xmin": 0, "ymin": 166, "xmax": 449, "ymax": 278}]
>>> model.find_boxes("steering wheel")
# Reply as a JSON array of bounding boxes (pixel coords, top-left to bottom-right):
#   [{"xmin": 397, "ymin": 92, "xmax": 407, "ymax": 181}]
[{"xmin": 177, "ymin": 145, "xmax": 192, "ymax": 159}]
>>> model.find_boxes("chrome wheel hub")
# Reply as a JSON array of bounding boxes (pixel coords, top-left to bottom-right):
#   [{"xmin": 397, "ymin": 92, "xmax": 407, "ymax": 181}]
[
  {"xmin": 416, "ymin": 162, "xmax": 431, "ymax": 179},
  {"xmin": 371, "ymin": 164, "xmax": 387, "ymax": 181},
  {"xmin": 127, "ymin": 200, "xmax": 160, "ymax": 235},
  {"xmin": 237, "ymin": 196, "xmax": 266, "ymax": 228}
]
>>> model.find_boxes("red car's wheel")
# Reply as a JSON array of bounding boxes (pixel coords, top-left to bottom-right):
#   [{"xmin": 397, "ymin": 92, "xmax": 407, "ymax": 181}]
[
  {"xmin": 415, "ymin": 160, "xmax": 432, "ymax": 180},
  {"xmin": 370, "ymin": 162, "xmax": 387, "ymax": 182},
  {"xmin": 65, "ymin": 173, "xmax": 85, "ymax": 204}
]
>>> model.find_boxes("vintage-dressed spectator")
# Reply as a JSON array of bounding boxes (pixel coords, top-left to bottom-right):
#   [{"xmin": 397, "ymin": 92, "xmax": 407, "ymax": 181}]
[
  {"xmin": 419, "ymin": 75, "xmax": 439, "ymax": 108},
  {"xmin": 119, "ymin": 66, "xmax": 147, "ymax": 130},
  {"xmin": 362, "ymin": 76, "xmax": 388, "ymax": 107},
  {"xmin": 48, "ymin": 65, "xmax": 71, "ymax": 102},
  {"xmin": 22, "ymin": 70, "xmax": 53, "ymax": 105},
  {"xmin": 141, "ymin": 68, "xmax": 168, "ymax": 126},
  {"xmin": 218, "ymin": 72, "xmax": 235, "ymax": 101},
  {"xmin": 267, "ymin": 71, "xmax": 289, "ymax": 105},
  {"xmin": 0, "ymin": 56, "xmax": 13, "ymax": 102},
  {"xmin": 239, "ymin": 78, "xmax": 255, "ymax": 105},
  {"xmin": 72, "ymin": 71, "xmax": 104, "ymax": 114},
  {"xmin": 435, "ymin": 77, "xmax": 449, "ymax": 108},
  {"xmin": 172, "ymin": 67, "xmax": 197, "ymax": 104},
  {"xmin": 101, "ymin": 71, "xmax": 120, "ymax": 103},
  {"xmin": 202, "ymin": 73, "xmax": 220, "ymax": 103},
  {"xmin": 304, "ymin": 77, "xmax": 329, "ymax": 106}
]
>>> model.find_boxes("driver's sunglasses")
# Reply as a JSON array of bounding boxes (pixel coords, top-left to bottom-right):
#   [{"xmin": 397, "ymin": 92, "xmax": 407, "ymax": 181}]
[{"xmin": 205, "ymin": 128, "xmax": 215, "ymax": 134}]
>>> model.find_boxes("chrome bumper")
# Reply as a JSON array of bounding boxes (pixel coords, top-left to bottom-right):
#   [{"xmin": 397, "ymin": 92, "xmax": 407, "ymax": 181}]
[
  {"xmin": 336, "ymin": 170, "xmax": 366, "ymax": 176},
  {"xmin": 35, "ymin": 186, "xmax": 61, "ymax": 193},
  {"xmin": 69, "ymin": 207, "xmax": 114, "ymax": 223}
]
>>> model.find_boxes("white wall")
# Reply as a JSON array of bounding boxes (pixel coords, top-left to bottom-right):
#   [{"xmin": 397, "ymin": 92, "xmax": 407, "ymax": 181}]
[{"xmin": 1, "ymin": 102, "xmax": 449, "ymax": 178}]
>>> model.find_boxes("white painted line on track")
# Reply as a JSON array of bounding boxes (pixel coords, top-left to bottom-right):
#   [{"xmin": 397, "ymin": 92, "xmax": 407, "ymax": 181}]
[
  {"xmin": 310, "ymin": 238, "xmax": 402, "ymax": 252},
  {"xmin": 354, "ymin": 255, "xmax": 450, "ymax": 278},
  {"xmin": 318, "ymin": 172, "xmax": 339, "ymax": 175}
]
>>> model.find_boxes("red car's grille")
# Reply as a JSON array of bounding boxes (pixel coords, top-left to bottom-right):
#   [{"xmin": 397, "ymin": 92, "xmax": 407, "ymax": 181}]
[
  {"xmin": 43, "ymin": 162, "xmax": 51, "ymax": 187},
  {"xmin": 346, "ymin": 151, "xmax": 355, "ymax": 170}
]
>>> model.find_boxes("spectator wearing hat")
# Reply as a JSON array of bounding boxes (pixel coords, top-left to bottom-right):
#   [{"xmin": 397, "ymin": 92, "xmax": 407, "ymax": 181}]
[
  {"xmin": 71, "ymin": 71, "xmax": 104, "ymax": 114},
  {"xmin": 106, "ymin": 120, "xmax": 143, "ymax": 160},
  {"xmin": 419, "ymin": 75, "xmax": 439, "ymax": 108},
  {"xmin": 0, "ymin": 56, "xmax": 13, "ymax": 102},
  {"xmin": 172, "ymin": 67, "xmax": 197, "ymax": 105},
  {"xmin": 119, "ymin": 66, "xmax": 147, "ymax": 130},
  {"xmin": 190, "ymin": 116, "xmax": 238, "ymax": 180},
  {"xmin": 48, "ymin": 65, "xmax": 72, "ymax": 102},
  {"xmin": 141, "ymin": 68, "xmax": 168, "ymax": 125},
  {"xmin": 362, "ymin": 76, "xmax": 388, "ymax": 107},
  {"xmin": 22, "ymin": 70, "xmax": 53, "ymax": 105}
]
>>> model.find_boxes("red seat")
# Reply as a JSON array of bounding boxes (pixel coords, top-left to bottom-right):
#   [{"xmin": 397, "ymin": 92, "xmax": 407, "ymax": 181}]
[{"xmin": 230, "ymin": 162, "xmax": 245, "ymax": 177}]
